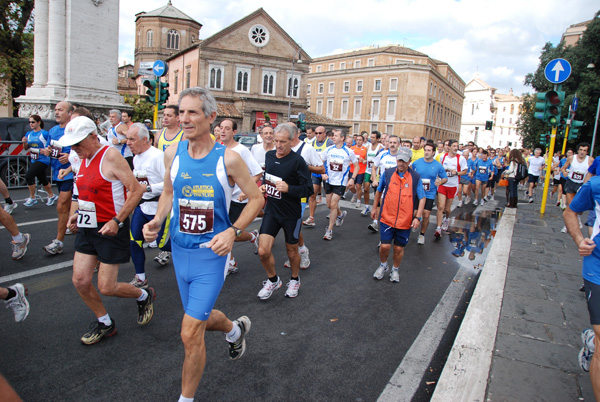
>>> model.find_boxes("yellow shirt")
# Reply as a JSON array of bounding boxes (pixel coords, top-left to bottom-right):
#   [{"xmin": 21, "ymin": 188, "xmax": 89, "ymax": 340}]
[
  {"xmin": 412, "ymin": 148, "xmax": 425, "ymax": 162},
  {"xmin": 157, "ymin": 128, "xmax": 184, "ymax": 152}
]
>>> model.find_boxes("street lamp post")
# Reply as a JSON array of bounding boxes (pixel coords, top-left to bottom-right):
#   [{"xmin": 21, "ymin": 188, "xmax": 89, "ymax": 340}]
[{"xmin": 287, "ymin": 48, "xmax": 302, "ymax": 119}]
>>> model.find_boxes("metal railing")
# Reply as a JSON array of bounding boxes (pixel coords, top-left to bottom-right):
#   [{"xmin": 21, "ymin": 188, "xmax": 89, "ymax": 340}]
[{"xmin": 0, "ymin": 140, "xmax": 53, "ymax": 190}]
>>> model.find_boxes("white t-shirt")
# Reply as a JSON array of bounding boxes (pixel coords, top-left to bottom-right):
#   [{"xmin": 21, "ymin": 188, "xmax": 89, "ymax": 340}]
[
  {"xmin": 250, "ymin": 143, "xmax": 275, "ymax": 170},
  {"xmin": 106, "ymin": 123, "xmax": 133, "ymax": 158},
  {"xmin": 373, "ymin": 150, "xmax": 398, "ymax": 178},
  {"xmin": 441, "ymin": 153, "xmax": 468, "ymax": 187},
  {"xmin": 366, "ymin": 143, "xmax": 384, "ymax": 171},
  {"xmin": 231, "ymin": 143, "xmax": 263, "ymax": 204},
  {"xmin": 292, "ymin": 141, "xmax": 324, "ymax": 168},
  {"xmin": 322, "ymin": 145, "xmax": 358, "ymax": 186},
  {"xmin": 133, "ymin": 146, "xmax": 165, "ymax": 215},
  {"xmin": 528, "ymin": 156, "xmax": 545, "ymax": 177}
]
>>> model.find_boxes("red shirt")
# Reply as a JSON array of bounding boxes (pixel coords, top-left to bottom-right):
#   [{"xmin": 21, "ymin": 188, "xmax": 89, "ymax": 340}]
[{"xmin": 350, "ymin": 145, "xmax": 367, "ymax": 174}]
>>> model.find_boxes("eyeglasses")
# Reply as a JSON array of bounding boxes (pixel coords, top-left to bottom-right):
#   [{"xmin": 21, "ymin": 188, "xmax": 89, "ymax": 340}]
[
  {"xmin": 316, "ymin": 131, "xmax": 325, "ymax": 134},
  {"xmin": 29, "ymin": 121, "xmax": 36, "ymax": 124}
]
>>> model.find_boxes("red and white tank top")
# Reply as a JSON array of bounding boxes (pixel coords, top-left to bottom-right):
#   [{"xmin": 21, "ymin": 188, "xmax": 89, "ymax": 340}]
[{"xmin": 77, "ymin": 146, "xmax": 126, "ymax": 222}]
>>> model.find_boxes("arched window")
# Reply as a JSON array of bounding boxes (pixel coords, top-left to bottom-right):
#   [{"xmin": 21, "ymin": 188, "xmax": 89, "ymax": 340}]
[
  {"xmin": 146, "ymin": 30, "xmax": 153, "ymax": 47},
  {"xmin": 167, "ymin": 29, "xmax": 180, "ymax": 50},
  {"xmin": 510, "ymin": 104, "xmax": 515, "ymax": 114}
]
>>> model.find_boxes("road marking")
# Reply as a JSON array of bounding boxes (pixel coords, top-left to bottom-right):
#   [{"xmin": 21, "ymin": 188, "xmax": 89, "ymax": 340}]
[
  {"xmin": 0, "ymin": 217, "xmax": 58, "ymax": 229},
  {"xmin": 0, "ymin": 260, "xmax": 73, "ymax": 284}
]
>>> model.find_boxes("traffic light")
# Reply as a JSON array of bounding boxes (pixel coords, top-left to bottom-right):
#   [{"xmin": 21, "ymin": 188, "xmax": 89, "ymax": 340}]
[
  {"xmin": 158, "ymin": 81, "xmax": 170, "ymax": 110},
  {"xmin": 569, "ymin": 119, "xmax": 584, "ymax": 140},
  {"xmin": 545, "ymin": 134, "xmax": 551, "ymax": 144},
  {"xmin": 534, "ymin": 93, "xmax": 547, "ymax": 121},
  {"xmin": 299, "ymin": 120, "xmax": 306, "ymax": 131},
  {"xmin": 485, "ymin": 120, "xmax": 493, "ymax": 130},
  {"xmin": 534, "ymin": 90, "xmax": 565, "ymax": 126},
  {"xmin": 143, "ymin": 80, "xmax": 157, "ymax": 104},
  {"xmin": 540, "ymin": 133, "xmax": 547, "ymax": 146}
]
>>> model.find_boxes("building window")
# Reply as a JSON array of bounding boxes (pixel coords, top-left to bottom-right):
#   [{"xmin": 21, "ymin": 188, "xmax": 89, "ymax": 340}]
[
  {"xmin": 374, "ymin": 79, "xmax": 381, "ymax": 91},
  {"xmin": 236, "ymin": 67, "xmax": 251, "ymax": 93},
  {"xmin": 356, "ymin": 80, "xmax": 363, "ymax": 92},
  {"xmin": 386, "ymin": 124, "xmax": 394, "ymax": 134},
  {"xmin": 367, "ymin": 58, "xmax": 375, "ymax": 67},
  {"xmin": 471, "ymin": 104, "xmax": 475, "ymax": 115},
  {"xmin": 318, "ymin": 83, "xmax": 324, "ymax": 94},
  {"xmin": 509, "ymin": 118, "xmax": 512, "ymax": 124},
  {"xmin": 167, "ymin": 30, "xmax": 180, "ymax": 50},
  {"xmin": 390, "ymin": 78, "xmax": 398, "ymax": 91},
  {"xmin": 174, "ymin": 70, "xmax": 179, "ymax": 94},
  {"xmin": 185, "ymin": 66, "xmax": 191, "ymax": 89},
  {"xmin": 354, "ymin": 99, "xmax": 362, "ymax": 116},
  {"xmin": 340, "ymin": 62, "xmax": 346, "ymax": 69},
  {"xmin": 371, "ymin": 123, "xmax": 378, "ymax": 132},
  {"xmin": 316, "ymin": 65, "xmax": 322, "ymax": 73},
  {"xmin": 262, "ymin": 70, "xmax": 276, "ymax": 95},
  {"xmin": 307, "ymin": 84, "xmax": 311, "ymax": 95},
  {"xmin": 510, "ymin": 104, "xmax": 515, "ymax": 114},
  {"xmin": 327, "ymin": 100, "xmax": 334, "ymax": 117},
  {"xmin": 372, "ymin": 99, "xmax": 380, "ymax": 119},
  {"xmin": 503, "ymin": 107, "xmax": 506, "ymax": 112},
  {"xmin": 429, "ymin": 83, "xmax": 433, "ymax": 96},
  {"xmin": 341, "ymin": 99, "xmax": 349, "ymax": 117},
  {"xmin": 329, "ymin": 63, "xmax": 334, "ymax": 71},
  {"xmin": 354, "ymin": 60, "xmax": 361, "ymax": 68},
  {"xmin": 343, "ymin": 81, "xmax": 350, "ymax": 93},
  {"xmin": 146, "ymin": 30, "xmax": 153, "ymax": 47},
  {"xmin": 209, "ymin": 65, "xmax": 223, "ymax": 90},
  {"xmin": 316, "ymin": 100, "xmax": 323, "ymax": 114},
  {"xmin": 329, "ymin": 82, "xmax": 335, "ymax": 94},
  {"xmin": 353, "ymin": 123, "xmax": 359, "ymax": 134},
  {"xmin": 387, "ymin": 99, "xmax": 396, "ymax": 118},
  {"xmin": 287, "ymin": 74, "xmax": 300, "ymax": 97}
]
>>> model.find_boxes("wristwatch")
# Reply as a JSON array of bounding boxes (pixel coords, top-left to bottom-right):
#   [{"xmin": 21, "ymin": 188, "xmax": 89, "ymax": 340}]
[
  {"xmin": 416, "ymin": 217, "xmax": 423, "ymax": 222},
  {"xmin": 112, "ymin": 217, "xmax": 124, "ymax": 228},
  {"xmin": 146, "ymin": 185, "xmax": 151, "ymax": 192},
  {"xmin": 230, "ymin": 225, "xmax": 242, "ymax": 237}
]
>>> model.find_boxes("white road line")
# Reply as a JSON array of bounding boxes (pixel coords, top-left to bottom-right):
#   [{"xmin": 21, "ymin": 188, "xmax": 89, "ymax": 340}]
[
  {"xmin": 0, "ymin": 260, "xmax": 73, "ymax": 284},
  {"xmin": 0, "ymin": 217, "xmax": 58, "ymax": 229}
]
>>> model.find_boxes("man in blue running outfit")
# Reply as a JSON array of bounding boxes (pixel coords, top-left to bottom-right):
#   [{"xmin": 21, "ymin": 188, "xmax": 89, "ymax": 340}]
[
  {"xmin": 564, "ymin": 175, "xmax": 600, "ymax": 399},
  {"xmin": 143, "ymin": 87, "xmax": 263, "ymax": 402}
]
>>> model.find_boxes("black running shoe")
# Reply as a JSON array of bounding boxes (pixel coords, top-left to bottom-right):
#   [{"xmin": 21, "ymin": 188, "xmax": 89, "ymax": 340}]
[
  {"xmin": 81, "ymin": 320, "xmax": 117, "ymax": 345},
  {"xmin": 137, "ymin": 288, "xmax": 155, "ymax": 325},
  {"xmin": 228, "ymin": 316, "xmax": 251, "ymax": 360}
]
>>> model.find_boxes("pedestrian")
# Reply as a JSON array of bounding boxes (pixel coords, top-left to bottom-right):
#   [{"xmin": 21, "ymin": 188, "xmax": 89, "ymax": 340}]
[
  {"xmin": 503, "ymin": 149, "xmax": 526, "ymax": 208},
  {"xmin": 22, "ymin": 114, "xmax": 57, "ymax": 207}
]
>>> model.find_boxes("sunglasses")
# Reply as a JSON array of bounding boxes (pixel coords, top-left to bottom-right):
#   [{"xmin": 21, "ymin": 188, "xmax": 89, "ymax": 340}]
[{"xmin": 29, "ymin": 121, "xmax": 36, "ymax": 124}]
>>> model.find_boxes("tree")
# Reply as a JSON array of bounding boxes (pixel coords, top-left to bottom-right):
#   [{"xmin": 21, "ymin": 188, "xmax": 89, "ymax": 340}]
[
  {"xmin": 0, "ymin": 1, "xmax": 34, "ymax": 116},
  {"xmin": 123, "ymin": 94, "xmax": 154, "ymax": 124},
  {"xmin": 518, "ymin": 11, "xmax": 600, "ymax": 152}
]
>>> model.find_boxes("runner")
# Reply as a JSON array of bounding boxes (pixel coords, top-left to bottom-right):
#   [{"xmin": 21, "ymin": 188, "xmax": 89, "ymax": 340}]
[
  {"xmin": 435, "ymin": 140, "xmax": 468, "ymax": 238},
  {"xmin": 561, "ymin": 142, "xmax": 592, "ymax": 232},
  {"xmin": 142, "ymin": 87, "xmax": 261, "ymax": 401},
  {"xmin": 411, "ymin": 143, "xmax": 447, "ymax": 244},
  {"xmin": 370, "ymin": 135, "xmax": 401, "ymax": 232},
  {"xmin": 22, "ymin": 114, "xmax": 57, "ymax": 207},
  {"xmin": 526, "ymin": 148, "xmax": 545, "ymax": 203},
  {"xmin": 59, "ymin": 116, "xmax": 152, "ymax": 345},
  {"xmin": 361, "ymin": 131, "xmax": 384, "ymax": 217},
  {"xmin": 349, "ymin": 133, "xmax": 367, "ymax": 209},
  {"xmin": 256, "ymin": 123, "xmax": 313, "ymax": 299},
  {"xmin": 321, "ymin": 129, "xmax": 358, "ymax": 240},
  {"xmin": 472, "ymin": 150, "xmax": 494, "ymax": 206},
  {"xmin": 371, "ymin": 147, "xmax": 425, "ymax": 282},
  {"xmin": 250, "ymin": 124, "xmax": 275, "ymax": 169},
  {"xmin": 456, "ymin": 149, "xmax": 471, "ymax": 207},
  {"xmin": 106, "ymin": 109, "xmax": 133, "ymax": 169},
  {"xmin": 154, "ymin": 105, "xmax": 184, "ymax": 151},
  {"xmin": 303, "ymin": 126, "xmax": 333, "ymax": 227}
]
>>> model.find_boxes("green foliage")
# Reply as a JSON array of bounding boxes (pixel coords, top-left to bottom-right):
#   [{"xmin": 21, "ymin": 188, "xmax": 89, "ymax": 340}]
[
  {"xmin": 123, "ymin": 94, "xmax": 154, "ymax": 123},
  {"xmin": 0, "ymin": 1, "xmax": 34, "ymax": 115},
  {"xmin": 519, "ymin": 11, "xmax": 600, "ymax": 152}
]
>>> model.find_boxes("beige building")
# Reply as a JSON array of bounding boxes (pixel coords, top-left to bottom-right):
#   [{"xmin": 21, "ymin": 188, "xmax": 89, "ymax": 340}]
[
  {"xmin": 561, "ymin": 19, "xmax": 592, "ymax": 47},
  {"xmin": 306, "ymin": 46, "xmax": 465, "ymax": 140},
  {"xmin": 492, "ymin": 90, "xmax": 523, "ymax": 149},
  {"xmin": 164, "ymin": 8, "xmax": 314, "ymax": 132}
]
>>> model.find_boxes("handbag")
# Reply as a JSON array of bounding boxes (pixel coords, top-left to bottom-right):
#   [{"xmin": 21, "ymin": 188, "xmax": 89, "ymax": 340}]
[{"xmin": 498, "ymin": 178, "xmax": 508, "ymax": 187}]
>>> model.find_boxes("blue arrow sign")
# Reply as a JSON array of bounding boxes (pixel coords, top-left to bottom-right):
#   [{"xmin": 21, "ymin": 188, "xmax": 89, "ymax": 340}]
[
  {"xmin": 544, "ymin": 59, "xmax": 571, "ymax": 84},
  {"xmin": 572, "ymin": 96, "xmax": 578, "ymax": 112},
  {"xmin": 152, "ymin": 60, "xmax": 168, "ymax": 77}
]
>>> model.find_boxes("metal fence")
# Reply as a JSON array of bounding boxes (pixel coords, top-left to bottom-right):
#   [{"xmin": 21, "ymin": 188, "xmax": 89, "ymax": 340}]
[{"xmin": 0, "ymin": 140, "xmax": 52, "ymax": 189}]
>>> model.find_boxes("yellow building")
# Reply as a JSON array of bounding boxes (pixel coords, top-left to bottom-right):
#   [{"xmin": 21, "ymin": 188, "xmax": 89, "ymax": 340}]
[{"xmin": 307, "ymin": 46, "xmax": 465, "ymax": 141}]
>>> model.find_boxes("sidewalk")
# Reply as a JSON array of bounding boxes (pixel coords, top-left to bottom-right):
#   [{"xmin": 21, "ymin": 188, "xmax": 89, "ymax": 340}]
[{"xmin": 432, "ymin": 199, "xmax": 594, "ymax": 401}]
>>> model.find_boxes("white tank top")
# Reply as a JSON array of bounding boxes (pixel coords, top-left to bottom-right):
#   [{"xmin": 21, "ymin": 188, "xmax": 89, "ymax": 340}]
[{"xmin": 569, "ymin": 155, "xmax": 589, "ymax": 183}]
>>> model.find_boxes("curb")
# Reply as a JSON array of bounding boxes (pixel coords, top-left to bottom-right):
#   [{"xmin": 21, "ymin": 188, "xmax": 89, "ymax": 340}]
[{"xmin": 430, "ymin": 207, "xmax": 517, "ymax": 401}]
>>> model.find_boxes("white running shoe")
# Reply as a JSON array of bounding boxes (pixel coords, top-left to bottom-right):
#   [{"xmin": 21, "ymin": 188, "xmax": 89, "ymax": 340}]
[
  {"xmin": 373, "ymin": 264, "xmax": 389, "ymax": 280},
  {"xmin": 560, "ymin": 226, "xmax": 568, "ymax": 234},
  {"xmin": 457, "ymin": 200, "xmax": 463, "ymax": 208},
  {"xmin": 350, "ymin": 196, "xmax": 357, "ymax": 203},
  {"xmin": 472, "ymin": 199, "xmax": 479, "ymax": 207},
  {"xmin": 368, "ymin": 221, "xmax": 378, "ymax": 232},
  {"xmin": 303, "ymin": 216, "xmax": 315, "ymax": 227},
  {"xmin": 257, "ymin": 277, "xmax": 282, "ymax": 300},
  {"xmin": 356, "ymin": 200, "xmax": 361, "ymax": 208},
  {"xmin": 46, "ymin": 194, "xmax": 59, "ymax": 206},
  {"xmin": 4, "ymin": 283, "xmax": 30, "ymax": 322},
  {"xmin": 361, "ymin": 206, "xmax": 371, "ymax": 216},
  {"xmin": 24, "ymin": 198, "xmax": 37, "ymax": 207},
  {"xmin": 335, "ymin": 210, "xmax": 347, "ymax": 227},
  {"xmin": 227, "ymin": 257, "xmax": 238, "ymax": 275},
  {"xmin": 249, "ymin": 229, "xmax": 259, "ymax": 255},
  {"xmin": 11, "ymin": 233, "xmax": 31, "ymax": 260},
  {"xmin": 390, "ymin": 270, "xmax": 400, "ymax": 283},
  {"xmin": 441, "ymin": 217, "xmax": 449, "ymax": 231},
  {"xmin": 3, "ymin": 202, "xmax": 17, "ymax": 214},
  {"xmin": 43, "ymin": 239, "xmax": 63, "ymax": 255},
  {"xmin": 154, "ymin": 251, "xmax": 171, "ymax": 266},
  {"xmin": 300, "ymin": 248, "xmax": 310, "ymax": 269},
  {"xmin": 285, "ymin": 278, "xmax": 301, "ymax": 298},
  {"xmin": 480, "ymin": 199, "xmax": 485, "ymax": 206},
  {"xmin": 323, "ymin": 229, "xmax": 333, "ymax": 241},
  {"xmin": 417, "ymin": 234, "xmax": 425, "ymax": 245}
]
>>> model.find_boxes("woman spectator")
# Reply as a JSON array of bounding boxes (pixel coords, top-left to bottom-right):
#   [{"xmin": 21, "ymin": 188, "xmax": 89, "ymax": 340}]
[
  {"xmin": 503, "ymin": 148, "xmax": 526, "ymax": 208},
  {"xmin": 21, "ymin": 115, "xmax": 58, "ymax": 207}
]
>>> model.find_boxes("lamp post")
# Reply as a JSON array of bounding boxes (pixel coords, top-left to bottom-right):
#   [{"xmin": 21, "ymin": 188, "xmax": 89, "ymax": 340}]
[{"xmin": 287, "ymin": 48, "xmax": 302, "ymax": 119}]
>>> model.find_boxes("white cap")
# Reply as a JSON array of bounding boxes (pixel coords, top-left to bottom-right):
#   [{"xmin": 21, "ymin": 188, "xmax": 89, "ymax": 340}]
[
  {"xmin": 396, "ymin": 147, "xmax": 412, "ymax": 162},
  {"xmin": 58, "ymin": 116, "xmax": 97, "ymax": 146}
]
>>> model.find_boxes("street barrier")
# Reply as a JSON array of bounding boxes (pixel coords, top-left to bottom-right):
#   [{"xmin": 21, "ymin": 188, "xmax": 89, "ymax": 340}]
[{"xmin": 0, "ymin": 140, "xmax": 51, "ymax": 189}]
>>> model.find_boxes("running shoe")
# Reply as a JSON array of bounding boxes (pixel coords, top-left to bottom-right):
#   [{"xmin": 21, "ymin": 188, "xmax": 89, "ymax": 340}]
[
  {"xmin": 335, "ymin": 210, "xmax": 347, "ymax": 227},
  {"xmin": 81, "ymin": 320, "xmax": 117, "ymax": 345},
  {"xmin": 390, "ymin": 270, "xmax": 400, "ymax": 283},
  {"xmin": 23, "ymin": 198, "xmax": 37, "ymax": 207},
  {"xmin": 351, "ymin": 195, "xmax": 357, "ymax": 203},
  {"xmin": 560, "ymin": 226, "xmax": 568, "ymax": 234},
  {"xmin": 285, "ymin": 278, "xmax": 301, "ymax": 298},
  {"xmin": 480, "ymin": 199, "xmax": 485, "ymax": 206},
  {"xmin": 11, "ymin": 233, "xmax": 31, "ymax": 260},
  {"xmin": 300, "ymin": 249, "xmax": 310, "ymax": 269},
  {"xmin": 154, "ymin": 251, "xmax": 171, "ymax": 266},
  {"xmin": 528, "ymin": 197, "xmax": 534, "ymax": 203},
  {"xmin": 257, "ymin": 277, "xmax": 282, "ymax": 300},
  {"xmin": 46, "ymin": 194, "xmax": 59, "ymax": 206},
  {"xmin": 434, "ymin": 228, "xmax": 442, "ymax": 238},
  {"xmin": 368, "ymin": 221, "xmax": 378, "ymax": 232},
  {"xmin": 417, "ymin": 234, "xmax": 425, "ymax": 245},
  {"xmin": 303, "ymin": 216, "xmax": 315, "ymax": 226},
  {"xmin": 249, "ymin": 229, "xmax": 259, "ymax": 255},
  {"xmin": 137, "ymin": 288, "xmax": 155, "ymax": 325},
  {"xmin": 65, "ymin": 228, "xmax": 73, "ymax": 235},
  {"xmin": 579, "ymin": 328, "xmax": 596, "ymax": 372},
  {"xmin": 3, "ymin": 202, "xmax": 17, "ymax": 214},
  {"xmin": 129, "ymin": 275, "xmax": 149, "ymax": 289},
  {"xmin": 472, "ymin": 199, "xmax": 479, "ymax": 207},
  {"xmin": 323, "ymin": 229, "xmax": 333, "ymax": 241},
  {"xmin": 356, "ymin": 200, "xmax": 361, "ymax": 208},
  {"xmin": 43, "ymin": 239, "xmax": 63, "ymax": 255},
  {"xmin": 5, "ymin": 283, "xmax": 29, "ymax": 322},
  {"xmin": 361, "ymin": 206, "xmax": 371, "ymax": 216},
  {"xmin": 441, "ymin": 217, "xmax": 449, "ymax": 231},
  {"xmin": 373, "ymin": 264, "xmax": 389, "ymax": 280},
  {"xmin": 228, "ymin": 316, "xmax": 251, "ymax": 360},
  {"xmin": 147, "ymin": 240, "xmax": 158, "ymax": 248},
  {"xmin": 457, "ymin": 200, "xmax": 463, "ymax": 208},
  {"xmin": 227, "ymin": 258, "xmax": 238, "ymax": 275}
]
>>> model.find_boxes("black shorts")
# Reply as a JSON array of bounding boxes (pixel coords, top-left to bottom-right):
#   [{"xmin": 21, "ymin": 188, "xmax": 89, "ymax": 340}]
[
  {"xmin": 26, "ymin": 161, "xmax": 50, "ymax": 186},
  {"xmin": 56, "ymin": 179, "xmax": 73, "ymax": 193},
  {"xmin": 584, "ymin": 279, "xmax": 600, "ymax": 325},
  {"xmin": 312, "ymin": 175, "xmax": 323, "ymax": 186},
  {"xmin": 74, "ymin": 218, "xmax": 131, "ymax": 264},
  {"xmin": 560, "ymin": 177, "xmax": 567, "ymax": 195},
  {"xmin": 424, "ymin": 198, "xmax": 435, "ymax": 211},
  {"xmin": 228, "ymin": 201, "xmax": 246, "ymax": 223},
  {"xmin": 553, "ymin": 178, "xmax": 561, "ymax": 186},
  {"xmin": 565, "ymin": 179, "xmax": 583, "ymax": 194},
  {"xmin": 354, "ymin": 173, "xmax": 365, "ymax": 185},
  {"xmin": 527, "ymin": 174, "xmax": 539, "ymax": 184},
  {"xmin": 324, "ymin": 182, "xmax": 345, "ymax": 196},
  {"xmin": 259, "ymin": 214, "xmax": 302, "ymax": 245}
]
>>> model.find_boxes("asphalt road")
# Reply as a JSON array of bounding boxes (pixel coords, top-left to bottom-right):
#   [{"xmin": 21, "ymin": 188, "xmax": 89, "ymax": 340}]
[{"xmin": 0, "ymin": 188, "xmax": 501, "ymax": 401}]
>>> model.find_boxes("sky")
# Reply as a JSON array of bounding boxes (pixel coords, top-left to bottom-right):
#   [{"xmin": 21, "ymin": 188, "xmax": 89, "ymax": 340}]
[{"xmin": 118, "ymin": 0, "xmax": 599, "ymax": 97}]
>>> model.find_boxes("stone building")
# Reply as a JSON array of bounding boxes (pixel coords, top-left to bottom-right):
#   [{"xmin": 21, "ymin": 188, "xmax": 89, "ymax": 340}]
[
  {"xmin": 493, "ymin": 90, "xmax": 523, "ymax": 149},
  {"xmin": 306, "ymin": 46, "xmax": 465, "ymax": 141},
  {"xmin": 561, "ymin": 19, "xmax": 593, "ymax": 47}
]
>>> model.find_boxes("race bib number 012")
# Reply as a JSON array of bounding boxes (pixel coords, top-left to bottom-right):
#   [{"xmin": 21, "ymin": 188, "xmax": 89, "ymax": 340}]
[
  {"xmin": 179, "ymin": 199, "xmax": 214, "ymax": 235},
  {"xmin": 264, "ymin": 173, "xmax": 283, "ymax": 199}
]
